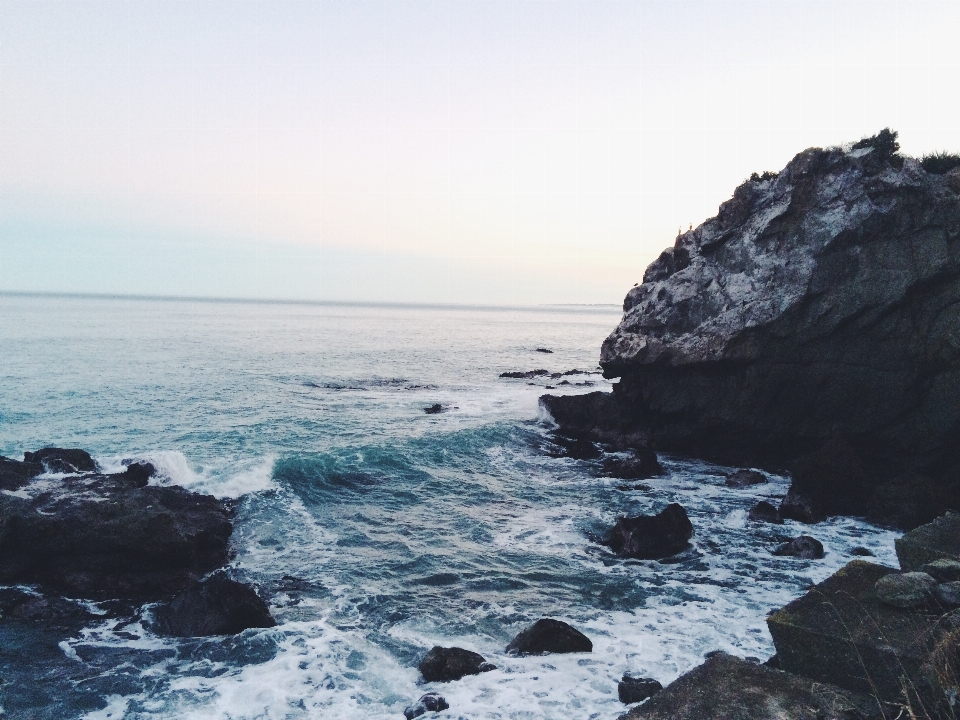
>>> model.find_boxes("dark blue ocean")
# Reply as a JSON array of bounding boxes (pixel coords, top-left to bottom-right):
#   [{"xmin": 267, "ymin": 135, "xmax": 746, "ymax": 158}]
[{"xmin": 0, "ymin": 294, "xmax": 899, "ymax": 719}]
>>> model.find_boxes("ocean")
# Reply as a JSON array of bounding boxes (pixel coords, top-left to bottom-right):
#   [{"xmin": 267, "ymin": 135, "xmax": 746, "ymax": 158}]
[{"xmin": 0, "ymin": 293, "xmax": 900, "ymax": 719}]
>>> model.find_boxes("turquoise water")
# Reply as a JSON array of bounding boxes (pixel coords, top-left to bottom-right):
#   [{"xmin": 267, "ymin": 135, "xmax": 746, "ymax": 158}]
[{"xmin": 0, "ymin": 294, "xmax": 900, "ymax": 719}]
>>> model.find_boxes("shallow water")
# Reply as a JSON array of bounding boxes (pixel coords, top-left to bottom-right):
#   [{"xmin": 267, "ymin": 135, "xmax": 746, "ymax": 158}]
[{"xmin": 0, "ymin": 294, "xmax": 900, "ymax": 719}]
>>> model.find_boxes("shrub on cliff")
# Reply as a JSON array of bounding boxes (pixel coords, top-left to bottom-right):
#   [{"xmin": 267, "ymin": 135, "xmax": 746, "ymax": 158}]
[
  {"xmin": 921, "ymin": 151, "xmax": 960, "ymax": 175},
  {"xmin": 853, "ymin": 127, "xmax": 900, "ymax": 157}
]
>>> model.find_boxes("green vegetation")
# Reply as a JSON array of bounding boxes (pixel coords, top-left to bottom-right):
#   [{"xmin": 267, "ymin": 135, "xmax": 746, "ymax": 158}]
[
  {"xmin": 853, "ymin": 127, "xmax": 900, "ymax": 158},
  {"xmin": 749, "ymin": 170, "xmax": 779, "ymax": 183},
  {"xmin": 921, "ymin": 151, "xmax": 960, "ymax": 175}
]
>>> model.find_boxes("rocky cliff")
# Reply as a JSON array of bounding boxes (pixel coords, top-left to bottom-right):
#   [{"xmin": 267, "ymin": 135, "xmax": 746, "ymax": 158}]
[{"xmin": 542, "ymin": 131, "xmax": 960, "ymax": 528}]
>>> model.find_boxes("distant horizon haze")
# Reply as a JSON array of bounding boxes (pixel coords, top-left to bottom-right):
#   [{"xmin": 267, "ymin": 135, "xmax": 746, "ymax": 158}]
[{"xmin": 2, "ymin": 0, "xmax": 957, "ymax": 305}]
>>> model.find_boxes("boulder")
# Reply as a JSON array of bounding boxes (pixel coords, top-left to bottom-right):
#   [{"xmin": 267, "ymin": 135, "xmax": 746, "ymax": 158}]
[
  {"xmin": 23, "ymin": 448, "xmax": 96, "ymax": 474},
  {"xmin": 618, "ymin": 674, "xmax": 662, "ymax": 704},
  {"xmin": 607, "ymin": 504, "xmax": 693, "ymax": 560},
  {"xmin": 747, "ymin": 501, "xmax": 782, "ymax": 524},
  {"xmin": 423, "ymin": 404, "xmax": 443, "ymax": 415},
  {"xmin": 0, "ymin": 463, "xmax": 232, "ymax": 600},
  {"xmin": 851, "ymin": 546, "xmax": 874, "ymax": 556},
  {"xmin": 404, "ymin": 693, "xmax": 449, "ymax": 719},
  {"xmin": 724, "ymin": 469, "xmax": 766, "ymax": 488},
  {"xmin": 935, "ymin": 581, "xmax": 960, "ymax": 608},
  {"xmin": 602, "ymin": 449, "xmax": 663, "ymax": 479},
  {"xmin": 922, "ymin": 558, "xmax": 960, "ymax": 583},
  {"xmin": 505, "ymin": 618, "xmax": 592, "ymax": 655},
  {"xmin": 896, "ymin": 511, "xmax": 960, "ymax": 571},
  {"xmin": 119, "ymin": 461, "xmax": 155, "ymax": 487},
  {"xmin": 618, "ymin": 652, "xmax": 882, "ymax": 720},
  {"xmin": 541, "ymin": 134, "xmax": 960, "ymax": 526},
  {"xmin": 418, "ymin": 646, "xmax": 493, "ymax": 682},
  {"xmin": 772, "ymin": 536, "xmax": 824, "ymax": 560},
  {"xmin": 875, "ymin": 572, "xmax": 936, "ymax": 608},
  {"xmin": 149, "ymin": 574, "xmax": 276, "ymax": 637}
]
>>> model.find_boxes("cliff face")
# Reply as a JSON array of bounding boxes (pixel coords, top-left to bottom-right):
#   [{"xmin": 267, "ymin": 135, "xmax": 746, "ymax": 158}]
[{"xmin": 542, "ymin": 134, "xmax": 960, "ymax": 528}]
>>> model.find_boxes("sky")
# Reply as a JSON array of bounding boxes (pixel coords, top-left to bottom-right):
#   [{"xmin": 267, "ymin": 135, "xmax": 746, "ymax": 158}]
[{"xmin": 1, "ymin": 1, "xmax": 958, "ymax": 305}]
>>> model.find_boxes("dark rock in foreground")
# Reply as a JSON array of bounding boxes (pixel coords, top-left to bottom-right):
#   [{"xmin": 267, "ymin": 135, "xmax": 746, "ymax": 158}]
[
  {"xmin": 404, "ymin": 693, "xmax": 449, "ymax": 719},
  {"xmin": 724, "ymin": 469, "xmax": 766, "ymax": 488},
  {"xmin": 418, "ymin": 646, "xmax": 493, "ymax": 682},
  {"xmin": 602, "ymin": 449, "xmax": 662, "ymax": 479},
  {"xmin": 874, "ymin": 572, "xmax": 936, "ymax": 608},
  {"xmin": 148, "ymin": 573, "xmax": 276, "ymax": 637},
  {"xmin": 618, "ymin": 652, "xmax": 883, "ymax": 720},
  {"xmin": 0, "ymin": 451, "xmax": 232, "ymax": 600},
  {"xmin": 607, "ymin": 504, "xmax": 693, "ymax": 560},
  {"xmin": 618, "ymin": 674, "xmax": 662, "ymax": 704},
  {"xmin": 541, "ymin": 134, "xmax": 960, "ymax": 529},
  {"xmin": 922, "ymin": 558, "xmax": 960, "ymax": 583},
  {"xmin": 772, "ymin": 536, "xmax": 824, "ymax": 560},
  {"xmin": 747, "ymin": 501, "xmax": 781, "ymax": 524},
  {"xmin": 896, "ymin": 511, "xmax": 960, "ymax": 570},
  {"xmin": 506, "ymin": 618, "xmax": 592, "ymax": 655}
]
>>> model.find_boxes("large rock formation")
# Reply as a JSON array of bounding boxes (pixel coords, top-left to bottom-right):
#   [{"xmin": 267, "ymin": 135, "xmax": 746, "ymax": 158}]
[{"xmin": 542, "ymin": 131, "xmax": 960, "ymax": 528}]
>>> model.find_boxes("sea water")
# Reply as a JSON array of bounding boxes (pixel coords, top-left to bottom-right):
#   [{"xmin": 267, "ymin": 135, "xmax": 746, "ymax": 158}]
[{"xmin": 0, "ymin": 294, "xmax": 900, "ymax": 719}]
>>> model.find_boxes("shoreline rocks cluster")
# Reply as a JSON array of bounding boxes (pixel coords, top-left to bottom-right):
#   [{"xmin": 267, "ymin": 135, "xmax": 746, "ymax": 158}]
[{"xmin": 540, "ymin": 131, "xmax": 960, "ymax": 531}]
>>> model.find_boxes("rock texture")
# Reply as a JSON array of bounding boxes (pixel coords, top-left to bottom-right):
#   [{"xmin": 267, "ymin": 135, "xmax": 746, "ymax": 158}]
[
  {"xmin": 541, "ymin": 132, "xmax": 960, "ymax": 528},
  {"xmin": 404, "ymin": 693, "xmax": 449, "ymax": 719},
  {"xmin": 607, "ymin": 503, "xmax": 694, "ymax": 559},
  {"xmin": 618, "ymin": 674, "xmax": 663, "ymax": 704},
  {"xmin": 418, "ymin": 646, "xmax": 493, "ymax": 682},
  {"xmin": 505, "ymin": 618, "xmax": 592, "ymax": 655},
  {"xmin": 0, "ymin": 452, "xmax": 232, "ymax": 600},
  {"xmin": 772, "ymin": 536, "xmax": 825, "ymax": 560}
]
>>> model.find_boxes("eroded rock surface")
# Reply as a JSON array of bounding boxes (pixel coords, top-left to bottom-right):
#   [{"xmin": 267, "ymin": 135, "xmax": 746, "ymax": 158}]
[{"xmin": 541, "ymin": 133, "xmax": 960, "ymax": 528}]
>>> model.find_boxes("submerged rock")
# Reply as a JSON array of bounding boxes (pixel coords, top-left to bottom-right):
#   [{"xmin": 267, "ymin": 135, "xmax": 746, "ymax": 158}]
[
  {"xmin": 747, "ymin": 501, "xmax": 782, "ymax": 524},
  {"xmin": 874, "ymin": 572, "xmax": 936, "ymax": 608},
  {"xmin": 506, "ymin": 618, "xmax": 592, "ymax": 655},
  {"xmin": 404, "ymin": 693, "xmax": 449, "ymax": 719},
  {"xmin": 607, "ymin": 504, "xmax": 693, "ymax": 560},
  {"xmin": 724, "ymin": 469, "xmax": 766, "ymax": 488},
  {"xmin": 618, "ymin": 674, "xmax": 662, "ymax": 704},
  {"xmin": 418, "ymin": 646, "xmax": 493, "ymax": 682},
  {"xmin": 772, "ymin": 536, "xmax": 824, "ymax": 559},
  {"xmin": 602, "ymin": 449, "xmax": 663, "ymax": 479},
  {"xmin": 423, "ymin": 404, "xmax": 443, "ymax": 414},
  {"xmin": 500, "ymin": 369, "xmax": 549, "ymax": 379},
  {"xmin": 149, "ymin": 573, "xmax": 276, "ymax": 637},
  {"xmin": 541, "ymin": 133, "xmax": 960, "ymax": 527}
]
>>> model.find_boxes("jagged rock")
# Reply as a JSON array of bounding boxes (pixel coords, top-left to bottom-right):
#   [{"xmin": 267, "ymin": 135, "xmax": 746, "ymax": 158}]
[
  {"xmin": 935, "ymin": 581, "xmax": 960, "ymax": 608},
  {"xmin": 149, "ymin": 573, "xmax": 276, "ymax": 637},
  {"xmin": 0, "ymin": 456, "xmax": 42, "ymax": 491},
  {"xmin": 120, "ymin": 461, "xmax": 155, "ymax": 487},
  {"xmin": 541, "ymin": 134, "xmax": 960, "ymax": 527},
  {"xmin": 618, "ymin": 674, "xmax": 662, "ymax": 703},
  {"xmin": 896, "ymin": 511, "xmax": 960, "ymax": 571},
  {"xmin": 418, "ymin": 646, "xmax": 493, "ymax": 682},
  {"xmin": 747, "ymin": 501, "xmax": 782, "ymax": 524},
  {"xmin": 602, "ymin": 449, "xmax": 663, "ymax": 479},
  {"xmin": 424, "ymin": 404, "xmax": 443, "ymax": 414},
  {"xmin": 505, "ymin": 618, "xmax": 592, "ymax": 655},
  {"xmin": 875, "ymin": 572, "xmax": 936, "ymax": 608},
  {"xmin": 23, "ymin": 448, "xmax": 96, "ymax": 474},
  {"xmin": 724, "ymin": 469, "xmax": 766, "ymax": 488},
  {"xmin": 618, "ymin": 652, "xmax": 882, "ymax": 720},
  {"xmin": 607, "ymin": 504, "xmax": 693, "ymax": 559},
  {"xmin": 0, "ymin": 456, "xmax": 232, "ymax": 600},
  {"xmin": 922, "ymin": 558, "xmax": 960, "ymax": 583},
  {"xmin": 0, "ymin": 588, "xmax": 96, "ymax": 629},
  {"xmin": 404, "ymin": 693, "xmax": 449, "ymax": 719},
  {"xmin": 772, "ymin": 536, "xmax": 824, "ymax": 559}
]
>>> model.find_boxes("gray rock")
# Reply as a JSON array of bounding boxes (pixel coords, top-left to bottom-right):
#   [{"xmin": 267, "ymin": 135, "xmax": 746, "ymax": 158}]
[
  {"xmin": 921, "ymin": 558, "xmax": 960, "ymax": 583},
  {"xmin": 404, "ymin": 693, "xmax": 448, "ymax": 719},
  {"xmin": 506, "ymin": 618, "xmax": 592, "ymax": 655},
  {"xmin": 618, "ymin": 674, "xmax": 663, "ymax": 703},
  {"xmin": 934, "ymin": 581, "xmax": 960, "ymax": 608},
  {"xmin": 875, "ymin": 572, "xmax": 936, "ymax": 608},
  {"xmin": 540, "ymin": 133, "xmax": 960, "ymax": 528},
  {"xmin": 607, "ymin": 504, "xmax": 694, "ymax": 560},
  {"xmin": 772, "ymin": 536, "xmax": 824, "ymax": 559},
  {"xmin": 418, "ymin": 646, "xmax": 493, "ymax": 682}
]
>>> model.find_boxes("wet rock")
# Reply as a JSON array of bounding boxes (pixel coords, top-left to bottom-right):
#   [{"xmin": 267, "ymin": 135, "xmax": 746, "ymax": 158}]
[
  {"xmin": 500, "ymin": 369, "xmax": 549, "ymax": 379},
  {"xmin": 423, "ymin": 404, "xmax": 443, "ymax": 414},
  {"xmin": 549, "ymin": 434, "xmax": 601, "ymax": 460},
  {"xmin": 875, "ymin": 572, "xmax": 936, "ymax": 608},
  {"xmin": 725, "ymin": 470, "xmax": 766, "ymax": 488},
  {"xmin": 778, "ymin": 489, "xmax": 821, "ymax": 524},
  {"xmin": 772, "ymin": 536, "xmax": 824, "ymax": 559},
  {"xmin": 896, "ymin": 511, "xmax": 960, "ymax": 571},
  {"xmin": 602, "ymin": 449, "xmax": 662, "ymax": 480},
  {"xmin": 747, "ymin": 501, "xmax": 782, "ymax": 524},
  {"xmin": 506, "ymin": 618, "xmax": 592, "ymax": 655},
  {"xmin": 119, "ymin": 461, "xmax": 155, "ymax": 487},
  {"xmin": 618, "ymin": 674, "xmax": 662, "ymax": 703},
  {"xmin": 921, "ymin": 558, "xmax": 960, "ymax": 583},
  {"xmin": 543, "ymin": 137, "xmax": 960, "ymax": 525},
  {"xmin": 935, "ymin": 581, "xmax": 960, "ymax": 608},
  {"xmin": 0, "ymin": 588, "xmax": 96, "ymax": 629},
  {"xmin": 404, "ymin": 693, "xmax": 449, "ymax": 719},
  {"xmin": 535, "ymin": 348, "xmax": 553, "ymax": 353},
  {"xmin": 149, "ymin": 573, "xmax": 276, "ymax": 637},
  {"xmin": 418, "ymin": 646, "xmax": 493, "ymax": 682},
  {"xmin": 23, "ymin": 447, "xmax": 96, "ymax": 474},
  {"xmin": 608, "ymin": 504, "xmax": 693, "ymax": 560},
  {"xmin": 0, "ymin": 456, "xmax": 42, "ymax": 491},
  {"xmin": 851, "ymin": 546, "xmax": 874, "ymax": 556}
]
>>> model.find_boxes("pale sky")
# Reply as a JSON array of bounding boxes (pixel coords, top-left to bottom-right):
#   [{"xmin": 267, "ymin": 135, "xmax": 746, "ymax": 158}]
[{"xmin": 1, "ymin": 1, "xmax": 958, "ymax": 304}]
